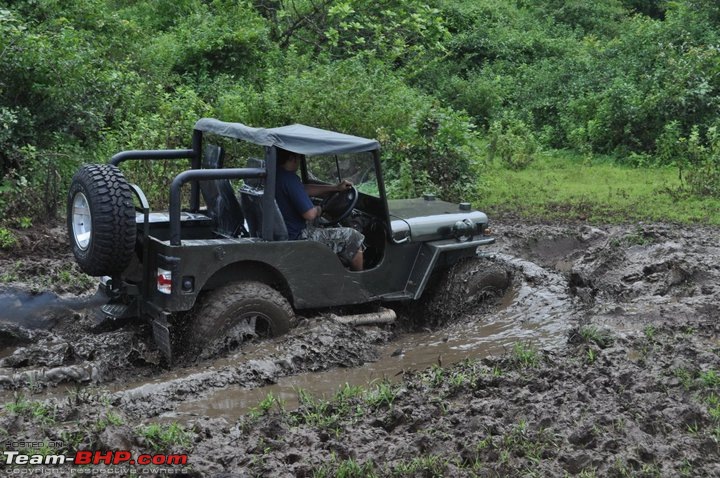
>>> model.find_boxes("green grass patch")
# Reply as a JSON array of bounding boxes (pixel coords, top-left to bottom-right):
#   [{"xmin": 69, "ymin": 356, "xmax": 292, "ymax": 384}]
[
  {"xmin": 137, "ymin": 422, "xmax": 192, "ymax": 452},
  {"xmin": 477, "ymin": 151, "xmax": 720, "ymax": 224},
  {"xmin": 4, "ymin": 395, "xmax": 56, "ymax": 425},
  {"xmin": 511, "ymin": 342, "xmax": 539, "ymax": 368}
]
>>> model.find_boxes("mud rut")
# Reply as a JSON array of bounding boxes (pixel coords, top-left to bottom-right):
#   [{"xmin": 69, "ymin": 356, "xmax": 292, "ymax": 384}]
[{"xmin": 0, "ymin": 221, "xmax": 718, "ymax": 476}]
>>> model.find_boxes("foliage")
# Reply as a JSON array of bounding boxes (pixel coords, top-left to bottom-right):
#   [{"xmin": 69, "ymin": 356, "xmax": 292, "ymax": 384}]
[
  {"xmin": 681, "ymin": 126, "xmax": 720, "ymax": 198},
  {"xmin": 487, "ymin": 114, "xmax": 538, "ymax": 170},
  {"xmin": 428, "ymin": 0, "xmax": 720, "ymax": 163},
  {"xmin": 1, "ymin": 0, "xmax": 720, "ymax": 222},
  {"xmin": 379, "ymin": 103, "xmax": 480, "ymax": 200},
  {"xmin": 136, "ymin": 0, "xmax": 273, "ymax": 81},
  {"xmin": 270, "ymin": 0, "xmax": 448, "ymax": 71},
  {"xmin": 219, "ymin": 58, "xmax": 478, "ymax": 201},
  {"xmin": 0, "ymin": 227, "xmax": 16, "ymax": 250}
]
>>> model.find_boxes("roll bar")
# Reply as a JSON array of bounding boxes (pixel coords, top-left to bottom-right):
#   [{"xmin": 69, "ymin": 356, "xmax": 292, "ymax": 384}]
[{"xmin": 169, "ymin": 168, "xmax": 266, "ymax": 245}]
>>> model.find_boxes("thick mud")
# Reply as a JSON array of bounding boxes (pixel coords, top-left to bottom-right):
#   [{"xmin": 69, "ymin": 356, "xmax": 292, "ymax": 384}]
[{"xmin": 0, "ymin": 220, "xmax": 718, "ymax": 476}]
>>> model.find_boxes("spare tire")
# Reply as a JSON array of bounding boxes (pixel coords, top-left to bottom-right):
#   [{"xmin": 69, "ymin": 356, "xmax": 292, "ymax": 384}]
[{"xmin": 67, "ymin": 164, "xmax": 136, "ymax": 276}]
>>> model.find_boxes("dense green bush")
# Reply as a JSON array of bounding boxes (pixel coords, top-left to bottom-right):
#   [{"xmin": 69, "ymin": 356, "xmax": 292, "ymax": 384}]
[
  {"xmin": 488, "ymin": 114, "xmax": 538, "ymax": 171},
  {"xmin": 217, "ymin": 58, "xmax": 478, "ymax": 200},
  {"xmin": 1, "ymin": 0, "xmax": 720, "ymax": 221},
  {"xmin": 430, "ymin": 0, "xmax": 720, "ymax": 163},
  {"xmin": 0, "ymin": 5, "xmax": 141, "ymax": 218},
  {"xmin": 136, "ymin": 0, "xmax": 273, "ymax": 81},
  {"xmin": 219, "ymin": 59, "xmax": 426, "ymax": 139},
  {"xmin": 669, "ymin": 125, "xmax": 720, "ymax": 198},
  {"xmin": 268, "ymin": 0, "xmax": 449, "ymax": 71},
  {"xmin": 378, "ymin": 104, "xmax": 479, "ymax": 201}
]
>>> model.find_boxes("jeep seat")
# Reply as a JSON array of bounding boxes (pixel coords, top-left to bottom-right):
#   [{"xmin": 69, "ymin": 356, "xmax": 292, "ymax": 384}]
[
  {"xmin": 239, "ymin": 157, "xmax": 288, "ymax": 241},
  {"xmin": 199, "ymin": 144, "xmax": 247, "ymax": 238}
]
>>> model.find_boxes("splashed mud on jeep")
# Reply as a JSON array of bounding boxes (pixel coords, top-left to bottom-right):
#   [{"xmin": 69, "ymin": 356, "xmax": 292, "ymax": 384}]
[{"xmin": 66, "ymin": 119, "xmax": 503, "ymax": 362}]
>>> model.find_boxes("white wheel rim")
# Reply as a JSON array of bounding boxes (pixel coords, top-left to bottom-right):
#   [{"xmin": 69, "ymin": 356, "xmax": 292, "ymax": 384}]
[{"xmin": 72, "ymin": 192, "xmax": 92, "ymax": 250}]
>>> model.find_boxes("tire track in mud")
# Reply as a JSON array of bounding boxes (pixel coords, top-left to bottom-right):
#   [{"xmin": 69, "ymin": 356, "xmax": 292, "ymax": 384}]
[
  {"xmin": 115, "ymin": 320, "xmax": 386, "ymax": 419},
  {"xmin": 109, "ymin": 251, "xmax": 579, "ymax": 419}
]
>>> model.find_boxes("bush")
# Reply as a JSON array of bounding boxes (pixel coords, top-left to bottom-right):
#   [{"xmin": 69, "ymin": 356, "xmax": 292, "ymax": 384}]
[
  {"xmin": 379, "ymin": 104, "xmax": 480, "ymax": 201},
  {"xmin": 683, "ymin": 126, "xmax": 720, "ymax": 198},
  {"xmin": 221, "ymin": 58, "xmax": 426, "ymax": 139},
  {"xmin": 217, "ymin": 58, "xmax": 480, "ymax": 201},
  {"xmin": 0, "ymin": 227, "xmax": 17, "ymax": 250},
  {"xmin": 487, "ymin": 115, "xmax": 538, "ymax": 170},
  {"xmin": 95, "ymin": 85, "xmax": 214, "ymax": 207},
  {"xmin": 656, "ymin": 123, "xmax": 720, "ymax": 198},
  {"xmin": 271, "ymin": 0, "xmax": 449, "ymax": 71},
  {"xmin": 139, "ymin": 0, "xmax": 273, "ymax": 81}
]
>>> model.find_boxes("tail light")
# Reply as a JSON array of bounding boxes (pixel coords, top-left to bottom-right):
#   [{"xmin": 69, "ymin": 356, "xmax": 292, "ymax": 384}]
[{"xmin": 157, "ymin": 268, "xmax": 172, "ymax": 294}]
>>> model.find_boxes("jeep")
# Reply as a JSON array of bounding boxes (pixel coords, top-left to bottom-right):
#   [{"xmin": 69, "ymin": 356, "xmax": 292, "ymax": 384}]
[{"xmin": 67, "ymin": 118, "xmax": 496, "ymax": 361}]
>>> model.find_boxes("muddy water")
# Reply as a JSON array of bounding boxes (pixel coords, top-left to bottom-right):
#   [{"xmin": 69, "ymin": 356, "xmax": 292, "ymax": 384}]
[{"xmin": 167, "ymin": 281, "xmax": 571, "ymax": 421}]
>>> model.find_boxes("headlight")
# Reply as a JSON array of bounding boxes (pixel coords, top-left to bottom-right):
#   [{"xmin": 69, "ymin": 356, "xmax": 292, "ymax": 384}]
[{"xmin": 453, "ymin": 219, "xmax": 475, "ymax": 242}]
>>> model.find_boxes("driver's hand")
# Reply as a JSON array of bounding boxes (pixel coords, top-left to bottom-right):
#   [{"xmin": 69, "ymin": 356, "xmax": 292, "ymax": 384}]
[{"xmin": 336, "ymin": 180, "xmax": 353, "ymax": 191}]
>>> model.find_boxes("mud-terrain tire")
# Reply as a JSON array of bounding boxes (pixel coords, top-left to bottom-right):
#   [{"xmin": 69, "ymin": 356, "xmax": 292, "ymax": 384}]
[
  {"xmin": 424, "ymin": 258, "xmax": 510, "ymax": 325},
  {"xmin": 449, "ymin": 260, "xmax": 510, "ymax": 302},
  {"xmin": 189, "ymin": 281, "xmax": 294, "ymax": 358},
  {"xmin": 67, "ymin": 164, "xmax": 136, "ymax": 276}
]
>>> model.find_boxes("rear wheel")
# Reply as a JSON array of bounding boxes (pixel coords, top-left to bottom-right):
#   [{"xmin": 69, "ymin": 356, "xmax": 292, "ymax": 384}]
[
  {"xmin": 188, "ymin": 281, "xmax": 294, "ymax": 359},
  {"xmin": 66, "ymin": 164, "xmax": 136, "ymax": 276}
]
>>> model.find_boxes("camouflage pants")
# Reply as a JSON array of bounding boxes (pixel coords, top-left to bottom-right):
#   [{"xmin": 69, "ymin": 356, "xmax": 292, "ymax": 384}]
[{"xmin": 301, "ymin": 225, "xmax": 365, "ymax": 264}]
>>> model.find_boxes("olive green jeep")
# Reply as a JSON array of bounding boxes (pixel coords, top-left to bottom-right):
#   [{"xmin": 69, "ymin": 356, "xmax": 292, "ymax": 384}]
[{"xmin": 67, "ymin": 119, "xmax": 497, "ymax": 361}]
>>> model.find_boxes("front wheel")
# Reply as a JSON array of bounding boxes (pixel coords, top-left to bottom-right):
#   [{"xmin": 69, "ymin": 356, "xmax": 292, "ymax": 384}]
[
  {"xmin": 188, "ymin": 281, "xmax": 294, "ymax": 359},
  {"xmin": 421, "ymin": 258, "xmax": 510, "ymax": 326}
]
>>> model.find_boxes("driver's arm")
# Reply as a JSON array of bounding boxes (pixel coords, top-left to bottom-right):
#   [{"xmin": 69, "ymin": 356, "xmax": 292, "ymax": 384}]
[
  {"xmin": 301, "ymin": 204, "xmax": 321, "ymax": 221},
  {"xmin": 304, "ymin": 180, "xmax": 352, "ymax": 197}
]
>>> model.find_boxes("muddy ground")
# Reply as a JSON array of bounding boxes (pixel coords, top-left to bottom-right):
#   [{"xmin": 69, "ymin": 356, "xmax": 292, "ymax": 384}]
[{"xmin": 0, "ymin": 220, "xmax": 718, "ymax": 476}]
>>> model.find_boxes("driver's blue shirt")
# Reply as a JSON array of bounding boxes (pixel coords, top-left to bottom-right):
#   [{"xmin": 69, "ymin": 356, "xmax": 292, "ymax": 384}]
[{"xmin": 276, "ymin": 168, "xmax": 314, "ymax": 240}]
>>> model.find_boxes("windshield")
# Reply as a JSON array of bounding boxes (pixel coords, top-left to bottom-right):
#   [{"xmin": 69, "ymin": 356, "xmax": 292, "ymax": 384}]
[{"xmin": 306, "ymin": 152, "xmax": 379, "ymax": 197}]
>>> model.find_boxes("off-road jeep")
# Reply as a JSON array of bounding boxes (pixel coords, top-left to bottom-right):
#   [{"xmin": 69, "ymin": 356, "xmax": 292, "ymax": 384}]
[{"xmin": 67, "ymin": 118, "xmax": 496, "ymax": 361}]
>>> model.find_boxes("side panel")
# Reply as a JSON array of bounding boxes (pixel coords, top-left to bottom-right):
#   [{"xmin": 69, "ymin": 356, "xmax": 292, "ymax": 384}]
[
  {"xmin": 149, "ymin": 239, "xmax": 411, "ymax": 311},
  {"xmin": 143, "ymin": 236, "xmax": 492, "ymax": 313}
]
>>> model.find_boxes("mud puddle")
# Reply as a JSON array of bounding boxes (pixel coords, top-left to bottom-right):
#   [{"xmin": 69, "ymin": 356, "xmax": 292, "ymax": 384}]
[
  {"xmin": 171, "ymin": 304, "xmax": 565, "ymax": 420},
  {"xmin": 166, "ymin": 269, "xmax": 574, "ymax": 422}
]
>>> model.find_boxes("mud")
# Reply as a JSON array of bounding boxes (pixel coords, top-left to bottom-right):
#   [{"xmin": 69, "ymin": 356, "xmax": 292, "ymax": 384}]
[{"xmin": 0, "ymin": 220, "xmax": 718, "ymax": 476}]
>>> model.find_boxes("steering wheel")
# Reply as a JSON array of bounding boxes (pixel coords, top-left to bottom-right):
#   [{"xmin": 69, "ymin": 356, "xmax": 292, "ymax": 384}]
[{"xmin": 318, "ymin": 186, "xmax": 359, "ymax": 226}]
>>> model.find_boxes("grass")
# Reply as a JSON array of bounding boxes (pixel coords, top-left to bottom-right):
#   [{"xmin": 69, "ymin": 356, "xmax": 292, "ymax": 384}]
[
  {"xmin": 477, "ymin": 150, "xmax": 720, "ymax": 224},
  {"xmin": 249, "ymin": 391, "xmax": 285, "ymax": 418},
  {"xmin": 0, "ymin": 227, "xmax": 17, "ymax": 250},
  {"xmin": 511, "ymin": 342, "xmax": 539, "ymax": 368},
  {"xmin": 291, "ymin": 380, "xmax": 398, "ymax": 431},
  {"xmin": 313, "ymin": 456, "xmax": 378, "ymax": 478},
  {"xmin": 137, "ymin": 422, "xmax": 192, "ymax": 452},
  {"xmin": 4, "ymin": 395, "xmax": 56, "ymax": 425},
  {"xmin": 578, "ymin": 325, "xmax": 614, "ymax": 348},
  {"xmin": 94, "ymin": 411, "xmax": 123, "ymax": 432}
]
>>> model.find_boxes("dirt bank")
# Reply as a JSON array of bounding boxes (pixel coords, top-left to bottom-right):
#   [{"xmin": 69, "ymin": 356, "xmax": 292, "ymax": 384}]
[{"xmin": 0, "ymin": 220, "xmax": 718, "ymax": 476}]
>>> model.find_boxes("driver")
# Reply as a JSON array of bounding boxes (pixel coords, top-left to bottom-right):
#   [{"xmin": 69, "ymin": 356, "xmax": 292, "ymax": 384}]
[{"xmin": 275, "ymin": 149, "xmax": 365, "ymax": 271}]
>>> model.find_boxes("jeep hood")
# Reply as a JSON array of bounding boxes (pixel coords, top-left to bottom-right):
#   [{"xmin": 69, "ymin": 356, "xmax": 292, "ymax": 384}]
[{"xmin": 388, "ymin": 198, "xmax": 488, "ymax": 242}]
